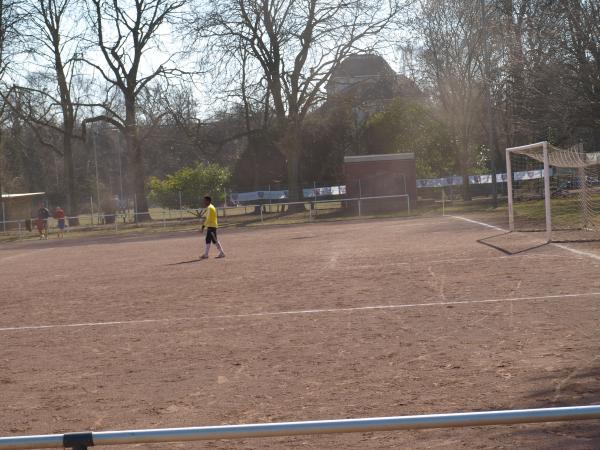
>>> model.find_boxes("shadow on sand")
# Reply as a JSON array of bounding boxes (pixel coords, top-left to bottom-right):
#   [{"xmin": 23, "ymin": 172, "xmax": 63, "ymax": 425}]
[{"xmin": 510, "ymin": 364, "xmax": 600, "ymax": 449}]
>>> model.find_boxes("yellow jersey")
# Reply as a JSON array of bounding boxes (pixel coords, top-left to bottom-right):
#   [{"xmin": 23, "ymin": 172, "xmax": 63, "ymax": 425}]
[{"xmin": 204, "ymin": 204, "xmax": 218, "ymax": 228}]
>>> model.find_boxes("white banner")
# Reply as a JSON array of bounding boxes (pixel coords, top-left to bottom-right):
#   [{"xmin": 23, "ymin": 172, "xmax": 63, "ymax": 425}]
[
  {"xmin": 416, "ymin": 176, "xmax": 463, "ymax": 188},
  {"xmin": 231, "ymin": 185, "xmax": 347, "ymax": 203},
  {"xmin": 230, "ymin": 190, "xmax": 288, "ymax": 202},
  {"xmin": 233, "ymin": 172, "xmax": 527, "ymax": 201},
  {"xmin": 468, "ymin": 173, "xmax": 509, "ymax": 184},
  {"xmin": 303, "ymin": 186, "xmax": 347, "ymax": 198},
  {"xmin": 513, "ymin": 169, "xmax": 544, "ymax": 181},
  {"xmin": 417, "ymin": 173, "xmax": 511, "ymax": 188}
]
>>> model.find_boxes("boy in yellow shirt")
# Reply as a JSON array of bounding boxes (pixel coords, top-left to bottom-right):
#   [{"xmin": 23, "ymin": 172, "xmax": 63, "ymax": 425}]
[{"xmin": 200, "ymin": 196, "xmax": 226, "ymax": 259}]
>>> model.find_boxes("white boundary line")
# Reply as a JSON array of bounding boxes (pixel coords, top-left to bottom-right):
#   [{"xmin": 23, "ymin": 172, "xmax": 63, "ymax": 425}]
[
  {"xmin": 449, "ymin": 215, "xmax": 507, "ymax": 232},
  {"xmin": 2, "ymin": 292, "xmax": 600, "ymax": 333},
  {"xmin": 449, "ymin": 215, "xmax": 600, "ymax": 262},
  {"xmin": 552, "ymin": 243, "xmax": 600, "ymax": 262}
]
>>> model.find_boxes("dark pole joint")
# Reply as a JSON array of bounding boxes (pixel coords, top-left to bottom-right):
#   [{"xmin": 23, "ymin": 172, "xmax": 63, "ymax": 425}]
[{"xmin": 63, "ymin": 432, "xmax": 94, "ymax": 449}]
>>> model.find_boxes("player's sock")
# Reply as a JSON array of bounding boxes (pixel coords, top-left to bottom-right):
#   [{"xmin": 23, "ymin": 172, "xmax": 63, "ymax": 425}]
[
  {"xmin": 216, "ymin": 242, "xmax": 225, "ymax": 256},
  {"xmin": 204, "ymin": 243, "xmax": 211, "ymax": 257}
]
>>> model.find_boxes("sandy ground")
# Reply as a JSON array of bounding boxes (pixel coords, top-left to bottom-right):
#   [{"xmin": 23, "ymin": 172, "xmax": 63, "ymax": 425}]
[{"xmin": 1, "ymin": 215, "xmax": 600, "ymax": 449}]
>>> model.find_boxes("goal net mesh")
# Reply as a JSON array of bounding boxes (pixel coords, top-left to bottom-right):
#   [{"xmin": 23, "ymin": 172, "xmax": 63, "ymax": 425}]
[{"xmin": 509, "ymin": 143, "xmax": 600, "ymax": 241}]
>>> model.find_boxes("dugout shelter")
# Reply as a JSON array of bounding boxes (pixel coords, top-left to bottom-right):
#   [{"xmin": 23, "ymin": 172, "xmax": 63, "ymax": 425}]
[
  {"xmin": 1, "ymin": 192, "xmax": 45, "ymax": 227},
  {"xmin": 344, "ymin": 153, "xmax": 416, "ymax": 212}
]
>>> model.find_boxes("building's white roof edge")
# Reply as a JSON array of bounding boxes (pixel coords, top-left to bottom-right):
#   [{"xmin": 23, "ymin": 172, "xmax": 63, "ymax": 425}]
[
  {"xmin": 1, "ymin": 192, "xmax": 45, "ymax": 199},
  {"xmin": 344, "ymin": 153, "xmax": 415, "ymax": 163}
]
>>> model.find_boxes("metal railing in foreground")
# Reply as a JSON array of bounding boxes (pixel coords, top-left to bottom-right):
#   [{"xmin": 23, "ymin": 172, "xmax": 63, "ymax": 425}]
[{"xmin": 1, "ymin": 405, "xmax": 599, "ymax": 449}]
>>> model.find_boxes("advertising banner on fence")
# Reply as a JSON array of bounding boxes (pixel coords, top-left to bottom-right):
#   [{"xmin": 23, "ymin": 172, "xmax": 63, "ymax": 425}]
[
  {"xmin": 513, "ymin": 169, "xmax": 544, "ymax": 181},
  {"xmin": 231, "ymin": 171, "xmax": 538, "ymax": 202},
  {"xmin": 231, "ymin": 185, "xmax": 347, "ymax": 203},
  {"xmin": 416, "ymin": 176, "xmax": 464, "ymax": 188},
  {"xmin": 417, "ymin": 173, "xmax": 513, "ymax": 188},
  {"xmin": 303, "ymin": 186, "xmax": 347, "ymax": 198},
  {"xmin": 230, "ymin": 190, "xmax": 288, "ymax": 203},
  {"xmin": 468, "ymin": 173, "xmax": 509, "ymax": 184}
]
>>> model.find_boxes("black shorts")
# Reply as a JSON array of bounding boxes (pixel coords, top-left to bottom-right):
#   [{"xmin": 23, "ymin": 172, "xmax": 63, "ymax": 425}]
[{"xmin": 206, "ymin": 227, "xmax": 218, "ymax": 244}]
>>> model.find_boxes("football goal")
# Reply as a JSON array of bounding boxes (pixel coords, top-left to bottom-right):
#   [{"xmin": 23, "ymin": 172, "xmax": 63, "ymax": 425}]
[{"xmin": 506, "ymin": 141, "xmax": 600, "ymax": 242}]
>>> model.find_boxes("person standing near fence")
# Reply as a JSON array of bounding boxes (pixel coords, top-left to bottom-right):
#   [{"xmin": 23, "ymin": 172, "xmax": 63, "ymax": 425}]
[
  {"xmin": 200, "ymin": 196, "xmax": 226, "ymax": 259},
  {"xmin": 54, "ymin": 206, "xmax": 66, "ymax": 239},
  {"xmin": 36, "ymin": 203, "xmax": 50, "ymax": 240}
]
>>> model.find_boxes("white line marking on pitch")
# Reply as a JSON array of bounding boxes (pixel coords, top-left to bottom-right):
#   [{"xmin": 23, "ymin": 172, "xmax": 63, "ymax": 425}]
[
  {"xmin": 449, "ymin": 215, "xmax": 507, "ymax": 232},
  {"xmin": 0, "ymin": 248, "xmax": 52, "ymax": 264},
  {"xmin": 552, "ymin": 243, "xmax": 600, "ymax": 262},
  {"xmin": 449, "ymin": 215, "xmax": 600, "ymax": 261},
  {"xmin": 2, "ymin": 292, "xmax": 600, "ymax": 333}
]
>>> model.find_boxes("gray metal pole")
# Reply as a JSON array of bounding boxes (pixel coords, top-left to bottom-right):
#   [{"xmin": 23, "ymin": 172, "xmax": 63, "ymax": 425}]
[
  {"xmin": 90, "ymin": 197, "xmax": 94, "ymax": 226},
  {"xmin": 358, "ymin": 179, "xmax": 362, "ymax": 217},
  {"xmin": 118, "ymin": 135, "xmax": 124, "ymax": 205},
  {"xmin": 92, "ymin": 131, "xmax": 101, "ymax": 215},
  {"xmin": 1, "ymin": 406, "xmax": 600, "ymax": 449}
]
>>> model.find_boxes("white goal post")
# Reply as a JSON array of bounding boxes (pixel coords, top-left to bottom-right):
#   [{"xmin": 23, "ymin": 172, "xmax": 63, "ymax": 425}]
[
  {"xmin": 506, "ymin": 141, "xmax": 552, "ymax": 241},
  {"xmin": 506, "ymin": 141, "xmax": 600, "ymax": 243}
]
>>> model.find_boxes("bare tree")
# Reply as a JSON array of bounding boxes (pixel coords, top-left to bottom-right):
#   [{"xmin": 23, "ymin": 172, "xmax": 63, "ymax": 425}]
[
  {"xmin": 82, "ymin": 0, "xmax": 186, "ymax": 218},
  {"xmin": 0, "ymin": 0, "xmax": 23, "ymax": 199},
  {"xmin": 562, "ymin": 0, "xmax": 600, "ymax": 129},
  {"xmin": 14, "ymin": 0, "xmax": 87, "ymax": 220},
  {"xmin": 418, "ymin": 0, "xmax": 485, "ymax": 200},
  {"xmin": 199, "ymin": 0, "xmax": 407, "ymax": 202}
]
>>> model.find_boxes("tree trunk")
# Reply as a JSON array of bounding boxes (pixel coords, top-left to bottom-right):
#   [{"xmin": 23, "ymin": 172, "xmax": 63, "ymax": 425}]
[
  {"xmin": 462, "ymin": 173, "xmax": 472, "ymax": 201},
  {"xmin": 287, "ymin": 150, "xmax": 301, "ymax": 201},
  {"xmin": 281, "ymin": 124, "xmax": 304, "ymax": 211},
  {"xmin": 458, "ymin": 142, "xmax": 472, "ymax": 202},
  {"xmin": 131, "ymin": 137, "xmax": 149, "ymax": 220},
  {"xmin": 125, "ymin": 96, "xmax": 150, "ymax": 221}
]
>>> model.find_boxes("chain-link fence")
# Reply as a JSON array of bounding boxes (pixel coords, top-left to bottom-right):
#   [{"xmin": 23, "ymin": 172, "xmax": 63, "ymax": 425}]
[{"xmin": 0, "ymin": 194, "xmax": 411, "ymax": 241}]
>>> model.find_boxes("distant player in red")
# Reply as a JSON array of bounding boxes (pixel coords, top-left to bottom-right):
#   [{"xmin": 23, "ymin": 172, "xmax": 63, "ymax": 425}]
[
  {"xmin": 54, "ymin": 206, "xmax": 66, "ymax": 239},
  {"xmin": 36, "ymin": 203, "xmax": 50, "ymax": 240}
]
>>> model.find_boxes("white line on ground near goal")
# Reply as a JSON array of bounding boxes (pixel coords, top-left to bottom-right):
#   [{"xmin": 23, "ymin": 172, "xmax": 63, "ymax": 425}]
[
  {"xmin": 552, "ymin": 243, "xmax": 600, "ymax": 262},
  {"xmin": 449, "ymin": 215, "xmax": 600, "ymax": 262},
  {"xmin": 2, "ymin": 291, "xmax": 600, "ymax": 333},
  {"xmin": 448, "ymin": 215, "xmax": 508, "ymax": 232}
]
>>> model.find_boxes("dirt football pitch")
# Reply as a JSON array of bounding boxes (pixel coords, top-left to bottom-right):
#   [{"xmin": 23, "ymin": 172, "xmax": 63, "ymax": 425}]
[{"xmin": 1, "ymin": 215, "xmax": 600, "ymax": 449}]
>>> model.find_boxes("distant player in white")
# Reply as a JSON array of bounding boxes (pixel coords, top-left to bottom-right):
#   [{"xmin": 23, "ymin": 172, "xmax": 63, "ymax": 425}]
[{"xmin": 200, "ymin": 195, "xmax": 226, "ymax": 259}]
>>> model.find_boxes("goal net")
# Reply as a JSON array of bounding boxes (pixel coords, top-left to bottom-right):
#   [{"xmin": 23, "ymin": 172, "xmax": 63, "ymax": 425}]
[{"xmin": 507, "ymin": 141, "xmax": 600, "ymax": 242}]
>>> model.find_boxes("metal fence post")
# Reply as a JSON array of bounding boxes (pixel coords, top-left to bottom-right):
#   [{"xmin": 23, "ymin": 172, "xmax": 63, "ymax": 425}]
[
  {"xmin": 90, "ymin": 197, "xmax": 94, "ymax": 225},
  {"xmin": 312, "ymin": 181, "xmax": 317, "ymax": 220},
  {"xmin": 358, "ymin": 179, "xmax": 362, "ymax": 217},
  {"xmin": 1, "ymin": 201, "xmax": 5, "ymax": 233},
  {"xmin": 442, "ymin": 189, "xmax": 445, "ymax": 216}
]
